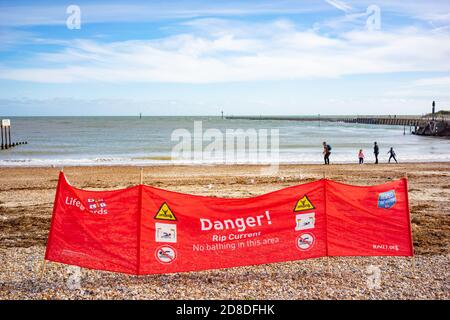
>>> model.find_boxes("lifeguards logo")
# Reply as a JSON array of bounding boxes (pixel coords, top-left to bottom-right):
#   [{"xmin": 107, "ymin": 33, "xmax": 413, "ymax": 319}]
[
  {"xmin": 88, "ymin": 198, "xmax": 106, "ymax": 210},
  {"xmin": 87, "ymin": 198, "xmax": 108, "ymax": 215},
  {"xmin": 65, "ymin": 196, "xmax": 108, "ymax": 215},
  {"xmin": 378, "ymin": 190, "xmax": 396, "ymax": 209}
]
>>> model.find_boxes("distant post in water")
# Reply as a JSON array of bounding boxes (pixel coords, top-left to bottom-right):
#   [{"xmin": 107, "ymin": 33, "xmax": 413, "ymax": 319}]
[
  {"xmin": 1, "ymin": 119, "xmax": 11, "ymax": 149},
  {"xmin": 221, "ymin": 110, "xmax": 224, "ymax": 120},
  {"xmin": 0, "ymin": 121, "xmax": 3, "ymax": 150},
  {"xmin": 432, "ymin": 101, "xmax": 435, "ymax": 121},
  {"xmin": 8, "ymin": 124, "xmax": 12, "ymax": 147}
]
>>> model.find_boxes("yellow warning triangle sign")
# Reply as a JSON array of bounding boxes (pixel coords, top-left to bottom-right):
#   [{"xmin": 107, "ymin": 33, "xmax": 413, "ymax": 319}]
[
  {"xmin": 154, "ymin": 202, "xmax": 177, "ymax": 221},
  {"xmin": 294, "ymin": 195, "xmax": 315, "ymax": 212}
]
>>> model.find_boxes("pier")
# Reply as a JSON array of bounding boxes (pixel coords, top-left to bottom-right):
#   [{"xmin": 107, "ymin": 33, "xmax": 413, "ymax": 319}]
[{"xmin": 225, "ymin": 115, "xmax": 450, "ymax": 137}]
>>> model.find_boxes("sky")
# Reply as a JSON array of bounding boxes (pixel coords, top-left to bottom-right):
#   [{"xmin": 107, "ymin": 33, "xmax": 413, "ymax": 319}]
[{"xmin": 0, "ymin": 0, "xmax": 450, "ymax": 116}]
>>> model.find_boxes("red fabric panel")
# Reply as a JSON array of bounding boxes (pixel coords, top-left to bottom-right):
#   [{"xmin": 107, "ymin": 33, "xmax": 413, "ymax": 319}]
[
  {"xmin": 44, "ymin": 173, "xmax": 413, "ymax": 275},
  {"xmin": 45, "ymin": 172, "xmax": 140, "ymax": 274},
  {"xmin": 139, "ymin": 180, "xmax": 326, "ymax": 274},
  {"xmin": 326, "ymin": 179, "xmax": 413, "ymax": 257}
]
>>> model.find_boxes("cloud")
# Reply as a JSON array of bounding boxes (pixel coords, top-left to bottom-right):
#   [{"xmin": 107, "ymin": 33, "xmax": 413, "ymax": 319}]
[
  {"xmin": 0, "ymin": 1, "xmax": 328, "ymax": 27},
  {"xmin": 325, "ymin": 0, "xmax": 352, "ymax": 13},
  {"xmin": 0, "ymin": 29, "xmax": 35, "ymax": 50},
  {"xmin": 1, "ymin": 18, "xmax": 450, "ymax": 84},
  {"xmin": 413, "ymin": 76, "xmax": 450, "ymax": 87},
  {"xmin": 383, "ymin": 76, "xmax": 450, "ymax": 101},
  {"xmin": 1, "ymin": 1, "xmax": 450, "ymax": 30}
]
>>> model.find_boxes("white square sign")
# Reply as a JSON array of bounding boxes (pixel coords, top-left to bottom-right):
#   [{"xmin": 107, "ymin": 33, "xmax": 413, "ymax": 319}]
[
  {"xmin": 1, "ymin": 119, "xmax": 10, "ymax": 127},
  {"xmin": 295, "ymin": 212, "xmax": 315, "ymax": 231},
  {"xmin": 155, "ymin": 223, "xmax": 177, "ymax": 243}
]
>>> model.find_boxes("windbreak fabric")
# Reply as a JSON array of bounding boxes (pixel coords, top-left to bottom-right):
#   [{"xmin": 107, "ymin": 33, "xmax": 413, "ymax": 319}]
[{"xmin": 45, "ymin": 172, "xmax": 413, "ymax": 275}]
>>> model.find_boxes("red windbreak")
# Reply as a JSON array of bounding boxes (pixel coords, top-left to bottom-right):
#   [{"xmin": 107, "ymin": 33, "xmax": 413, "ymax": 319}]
[
  {"xmin": 45, "ymin": 173, "xmax": 140, "ymax": 274},
  {"xmin": 45, "ymin": 172, "xmax": 413, "ymax": 275}
]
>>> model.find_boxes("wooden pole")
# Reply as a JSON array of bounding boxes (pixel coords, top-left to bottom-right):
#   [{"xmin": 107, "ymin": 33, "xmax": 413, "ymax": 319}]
[
  {"xmin": 4, "ymin": 126, "xmax": 8, "ymax": 149},
  {"xmin": 404, "ymin": 172, "xmax": 416, "ymax": 278},
  {"xmin": 140, "ymin": 168, "xmax": 144, "ymax": 184},
  {"xmin": 0, "ymin": 124, "xmax": 3, "ymax": 150},
  {"xmin": 8, "ymin": 126, "xmax": 12, "ymax": 147},
  {"xmin": 323, "ymin": 170, "xmax": 331, "ymax": 274},
  {"xmin": 40, "ymin": 167, "xmax": 65, "ymax": 280},
  {"xmin": 39, "ymin": 259, "xmax": 47, "ymax": 279},
  {"xmin": 326, "ymin": 256, "xmax": 332, "ymax": 275}
]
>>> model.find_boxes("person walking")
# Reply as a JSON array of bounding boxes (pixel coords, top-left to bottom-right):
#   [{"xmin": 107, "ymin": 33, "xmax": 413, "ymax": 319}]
[
  {"xmin": 388, "ymin": 147, "xmax": 398, "ymax": 163},
  {"xmin": 358, "ymin": 149, "xmax": 365, "ymax": 164},
  {"xmin": 323, "ymin": 141, "xmax": 331, "ymax": 165},
  {"xmin": 373, "ymin": 142, "xmax": 379, "ymax": 164}
]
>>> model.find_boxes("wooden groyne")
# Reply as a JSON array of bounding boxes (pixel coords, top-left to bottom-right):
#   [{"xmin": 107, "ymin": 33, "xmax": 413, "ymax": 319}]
[
  {"xmin": 1, "ymin": 119, "xmax": 28, "ymax": 150},
  {"xmin": 225, "ymin": 115, "xmax": 450, "ymax": 136}
]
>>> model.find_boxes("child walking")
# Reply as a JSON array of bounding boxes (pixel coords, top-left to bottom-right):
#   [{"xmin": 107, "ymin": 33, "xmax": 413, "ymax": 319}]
[
  {"xmin": 358, "ymin": 149, "xmax": 364, "ymax": 164},
  {"xmin": 388, "ymin": 147, "xmax": 398, "ymax": 163}
]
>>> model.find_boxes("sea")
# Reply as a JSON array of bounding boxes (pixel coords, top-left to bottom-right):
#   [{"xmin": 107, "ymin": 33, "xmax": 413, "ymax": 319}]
[{"xmin": 1, "ymin": 116, "xmax": 449, "ymax": 167}]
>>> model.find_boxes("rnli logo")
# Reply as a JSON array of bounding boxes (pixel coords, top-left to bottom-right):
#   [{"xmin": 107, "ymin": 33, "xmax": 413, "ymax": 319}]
[
  {"xmin": 87, "ymin": 198, "xmax": 108, "ymax": 215},
  {"xmin": 378, "ymin": 190, "xmax": 396, "ymax": 209},
  {"xmin": 87, "ymin": 198, "xmax": 106, "ymax": 211},
  {"xmin": 65, "ymin": 197, "xmax": 108, "ymax": 215}
]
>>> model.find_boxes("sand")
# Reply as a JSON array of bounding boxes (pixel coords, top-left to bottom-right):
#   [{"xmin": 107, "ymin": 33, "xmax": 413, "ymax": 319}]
[{"xmin": 0, "ymin": 163, "xmax": 449, "ymax": 299}]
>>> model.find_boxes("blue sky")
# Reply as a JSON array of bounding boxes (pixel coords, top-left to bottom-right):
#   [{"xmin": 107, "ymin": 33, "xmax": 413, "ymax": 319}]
[{"xmin": 1, "ymin": 0, "xmax": 450, "ymax": 116}]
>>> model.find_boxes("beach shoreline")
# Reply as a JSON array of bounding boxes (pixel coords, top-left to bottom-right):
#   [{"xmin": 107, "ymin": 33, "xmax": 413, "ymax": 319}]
[
  {"xmin": 0, "ymin": 162, "xmax": 449, "ymax": 299},
  {"xmin": 2, "ymin": 158, "xmax": 450, "ymax": 168}
]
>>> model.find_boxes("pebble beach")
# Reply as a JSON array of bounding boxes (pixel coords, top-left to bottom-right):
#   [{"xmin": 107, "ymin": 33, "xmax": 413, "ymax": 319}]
[{"xmin": 0, "ymin": 163, "xmax": 449, "ymax": 299}]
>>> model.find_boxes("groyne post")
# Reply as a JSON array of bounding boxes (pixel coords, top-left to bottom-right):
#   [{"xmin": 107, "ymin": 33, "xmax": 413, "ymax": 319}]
[
  {"xmin": 8, "ymin": 125, "xmax": 12, "ymax": 147},
  {"xmin": 0, "ymin": 119, "xmax": 29, "ymax": 150},
  {"xmin": 1, "ymin": 119, "xmax": 10, "ymax": 149},
  {"xmin": 0, "ymin": 122, "xmax": 4, "ymax": 150}
]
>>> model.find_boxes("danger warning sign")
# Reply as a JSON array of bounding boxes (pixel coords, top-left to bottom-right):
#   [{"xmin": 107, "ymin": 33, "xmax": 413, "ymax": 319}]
[
  {"xmin": 154, "ymin": 202, "xmax": 177, "ymax": 221},
  {"xmin": 294, "ymin": 195, "xmax": 315, "ymax": 212},
  {"xmin": 45, "ymin": 172, "xmax": 414, "ymax": 275}
]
